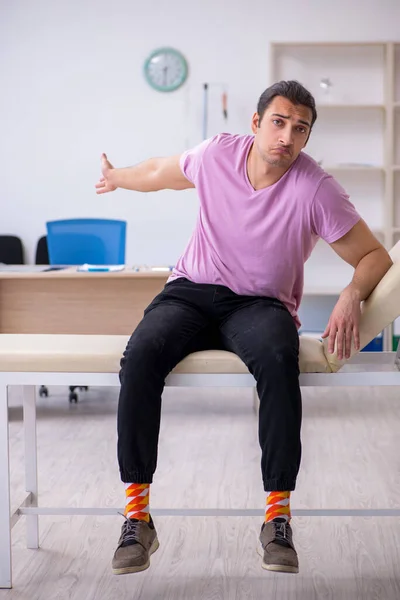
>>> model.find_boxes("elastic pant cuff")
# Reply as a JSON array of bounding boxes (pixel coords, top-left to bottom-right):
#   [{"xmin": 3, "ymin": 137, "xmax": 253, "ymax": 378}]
[
  {"xmin": 263, "ymin": 479, "xmax": 296, "ymax": 492},
  {"xmin": 120, "ymin": 471, "xmax": 154, "ymax": 484}
]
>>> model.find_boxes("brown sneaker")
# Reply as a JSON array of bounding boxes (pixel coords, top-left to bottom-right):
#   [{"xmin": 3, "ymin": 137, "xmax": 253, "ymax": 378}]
[
  {"xmin": 259, "ymin": 518, "xmax": 299, "ymax": 574},
  {"xmin": 112, "ymin": 515, "xmax": 159, "ymax": 575}
]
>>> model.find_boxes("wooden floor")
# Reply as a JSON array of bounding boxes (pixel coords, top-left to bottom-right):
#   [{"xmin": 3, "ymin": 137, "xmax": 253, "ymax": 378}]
[{"xmin": 2, "ymin": 383, "xmax": 400, "ymax": 599}]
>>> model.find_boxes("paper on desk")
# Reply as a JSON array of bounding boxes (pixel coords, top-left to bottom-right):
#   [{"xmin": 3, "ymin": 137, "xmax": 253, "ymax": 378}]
[
  {"xmin": 77, "ymin": 264, "xmax": 125, "ymax": 272},
  {"xmin": 0, "ymin": 265, "xmax": 50, "ymax": 272}
]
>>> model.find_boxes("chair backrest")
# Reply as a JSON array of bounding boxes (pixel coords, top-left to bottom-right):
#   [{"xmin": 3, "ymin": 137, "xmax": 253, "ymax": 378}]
[
  {"xmin": 35, "ymin": 235, "xmax": 49, "ymax": 265},
  {"xmin": 45, "ymin": 219, "xmax": 127, "ymax": 265},
  {"xmin": 0, "ymin": 235, "xmax": 24, "ymax": 264}
]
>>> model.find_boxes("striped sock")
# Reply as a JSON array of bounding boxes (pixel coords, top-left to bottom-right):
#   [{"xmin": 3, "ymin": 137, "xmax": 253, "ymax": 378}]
[
  {"xmin": 265, "ymin": 491, "xmax": 291, "ymax": 523},
  {"xmin": 124, "ymin": 483, "xmax": 150, "ymax": 522}
]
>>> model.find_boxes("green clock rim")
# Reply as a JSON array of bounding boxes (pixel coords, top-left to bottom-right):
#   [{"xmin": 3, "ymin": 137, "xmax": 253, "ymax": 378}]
[{"xmin": 144, "ymin": 47, "xmax": 188, "ymax": 92}]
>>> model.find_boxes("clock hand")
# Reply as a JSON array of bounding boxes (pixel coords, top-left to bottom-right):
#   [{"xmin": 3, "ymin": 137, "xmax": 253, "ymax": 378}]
[{"xmin": 163, "ymin": 66, "xmax": 168, "ymax": 87}]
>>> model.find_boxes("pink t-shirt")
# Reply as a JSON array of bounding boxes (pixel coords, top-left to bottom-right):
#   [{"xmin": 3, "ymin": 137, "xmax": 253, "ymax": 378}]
[{"xmin": 169, "ymin": 133, "xmax": 361, "ymax": 327}]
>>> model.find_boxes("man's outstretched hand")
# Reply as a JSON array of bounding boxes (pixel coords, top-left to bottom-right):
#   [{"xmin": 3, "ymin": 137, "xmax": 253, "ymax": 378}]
[
  {"xmin": 322, "ymin": 286, "xmax": 361, "ymax": 360},
  {"xmin": 95, "ymin": 153, "xmax": 117, "ymax": 194}
]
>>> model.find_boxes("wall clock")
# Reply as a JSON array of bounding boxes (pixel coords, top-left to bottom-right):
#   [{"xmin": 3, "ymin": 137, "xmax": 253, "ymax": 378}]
[{"xmin": 144, "ymin": 47, "xmax": 188, "ymax": 92}]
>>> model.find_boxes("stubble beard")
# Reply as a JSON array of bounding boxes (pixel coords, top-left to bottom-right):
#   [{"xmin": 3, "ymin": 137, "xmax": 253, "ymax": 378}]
[{"xmin": 262, "ymin": 151, "xmax": 291, "ymax": 168}]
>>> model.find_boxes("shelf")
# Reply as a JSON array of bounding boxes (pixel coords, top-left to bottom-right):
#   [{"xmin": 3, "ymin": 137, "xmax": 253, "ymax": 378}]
[
  {"xmin": 271, "ymin": 41, "xmax": 387, "ymax": 47},
  {"xmin": 317, "ymin": 104, "xmax": 385, "ymax": 109},
  {"xmin": 303, "ymin": 287, "xmax": 342, "ymax": 296},
  {"xmin": 393, "ymin": 170, "xmax": 400, "ymax": 229},
  {"xmin": 272, "ymin": 43, "xmax": 385, "ymax": 106},
  {"xmin": 324, "ymin": 165, "xmax": 384, "ymax": 172},
  {"xmin": 395, "ymin": 45, "xmax": 400, "ymax": 106},
  {"xmin": 307, "ymin": 109, "xmax": 384, "ymax": 167},
  {"xmin": 272, "ymin": 41, "xmax": 396, "ymax": 303},
  {"xmin": 299, "ymin": 331, "xmax": 323, "ymax": 337}
]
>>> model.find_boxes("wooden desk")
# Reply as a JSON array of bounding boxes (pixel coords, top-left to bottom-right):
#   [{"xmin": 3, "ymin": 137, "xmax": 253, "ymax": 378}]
[{"xmin": 0, "ymin": 267, "xmax": 169, "ymax": 334}]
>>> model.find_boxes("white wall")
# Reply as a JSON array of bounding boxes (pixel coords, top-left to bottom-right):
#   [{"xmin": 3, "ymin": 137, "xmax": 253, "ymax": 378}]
[{"xmin": 1, "ymin": 0, "xmax": 400, "ymax": 264}]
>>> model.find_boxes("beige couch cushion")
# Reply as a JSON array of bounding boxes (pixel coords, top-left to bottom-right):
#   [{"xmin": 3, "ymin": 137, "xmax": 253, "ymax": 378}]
[
  {"xmin": 0, "ymin": 240, "xmax": 399, "ymax": 375},
  {"xmin": 0, "ymin": 332, "xmax": 329, "ymax": 374},
  {"xmin": 0, "ymin": 334, "xmax": 126, "ymax": 373},
  {"xmin": 325, "ymin": 240, "xmax": 400, "ymax": 372},
  {"xmin": 299, "ymin": 336, "xmax": 331, "ymax": 373},
  {"xmin": 0, "ymin": 333, "xmax": 323, "ymax": 374}
]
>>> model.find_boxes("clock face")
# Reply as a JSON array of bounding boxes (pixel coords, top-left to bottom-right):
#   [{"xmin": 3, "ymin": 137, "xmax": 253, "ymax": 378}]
[{"xmin": 144, "ymin": 47, "xmax": 188, "ymax": 92}]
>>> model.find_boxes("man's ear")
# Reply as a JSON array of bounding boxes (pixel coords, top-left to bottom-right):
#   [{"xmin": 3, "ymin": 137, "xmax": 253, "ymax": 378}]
[
  {"xmin": 251, "ymin": 112, "xmax": 260, "ymax": 134},
  {"xmin": 304, "ymin": 129, "xmax": 312, "ymax": 147}
]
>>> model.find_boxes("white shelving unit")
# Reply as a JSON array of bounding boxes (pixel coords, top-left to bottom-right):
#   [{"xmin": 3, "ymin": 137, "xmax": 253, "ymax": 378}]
[{"xmin": 270, "ymin": 42, "xmax": 400, "ymax": 345}]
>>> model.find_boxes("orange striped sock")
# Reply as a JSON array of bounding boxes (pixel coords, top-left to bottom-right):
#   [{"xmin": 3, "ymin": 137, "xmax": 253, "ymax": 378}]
[
  {"xmin": 265, "ymin": 491, "xmax": 291, "ymax": 523},
  {"xmin": 124, "ymin": 483, "xmax": 150, "ymax": 522}
]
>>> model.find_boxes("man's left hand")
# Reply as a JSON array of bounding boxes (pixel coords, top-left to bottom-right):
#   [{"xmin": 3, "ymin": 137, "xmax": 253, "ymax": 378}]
[{"xmin": 322, "ymin": 286, "xmax": 361, "ymax": 360}]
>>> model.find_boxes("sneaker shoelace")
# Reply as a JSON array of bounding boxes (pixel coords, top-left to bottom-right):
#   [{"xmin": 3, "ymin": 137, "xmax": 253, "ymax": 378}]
[
  {"xmin": 272, "ymin": 521, "xmax": 291, "ymax": 548},
  {"xmin": 120, "ymin": 515, "xmax": 142, "ymax": 546}
]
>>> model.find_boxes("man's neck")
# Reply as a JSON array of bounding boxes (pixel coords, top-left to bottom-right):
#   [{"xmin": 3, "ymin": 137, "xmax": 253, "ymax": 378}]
[{"xmin": 247, "ymin": 143, "xmax": 292, "ymax": 190}]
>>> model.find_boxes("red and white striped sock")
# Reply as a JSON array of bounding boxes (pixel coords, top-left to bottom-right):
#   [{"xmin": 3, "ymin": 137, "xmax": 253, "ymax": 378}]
[
  {"xmin": 124, "ymin": 483, "xmax": 150, "ymax": 522},
  {"xmin": 265, "ymin": 491, "xmax": 291, "ymax": 523}
]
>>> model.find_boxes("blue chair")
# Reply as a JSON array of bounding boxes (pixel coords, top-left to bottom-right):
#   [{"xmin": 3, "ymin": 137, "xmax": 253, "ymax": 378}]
[
  {"xmin": 46, "ymin": 218, "xmax": 126, "ymax": 265},
  {"xmin": 42, "ymin": 218, "xmax": 127, "ymax": 402}
]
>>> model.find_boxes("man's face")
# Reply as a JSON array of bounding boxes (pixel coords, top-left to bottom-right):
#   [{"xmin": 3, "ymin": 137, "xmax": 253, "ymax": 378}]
[{"xmin": 251, "ymin": 96, "xmax": 312, "ymax": 168}]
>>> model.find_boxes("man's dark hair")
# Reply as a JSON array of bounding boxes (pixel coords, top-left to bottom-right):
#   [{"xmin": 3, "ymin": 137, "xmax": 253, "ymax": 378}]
[{"xmin": 257, "ymin": 80, "xmax": 317, "ymax": 129}]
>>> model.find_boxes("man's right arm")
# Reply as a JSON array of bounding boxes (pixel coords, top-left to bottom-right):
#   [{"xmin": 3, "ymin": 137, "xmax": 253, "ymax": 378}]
[{"xmin": 95, "ymin": 153, "xmax": 194, "ymax": 194}]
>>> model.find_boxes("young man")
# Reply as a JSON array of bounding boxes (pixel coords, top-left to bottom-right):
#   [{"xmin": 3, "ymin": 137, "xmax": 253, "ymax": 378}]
[{"xmin": 95, "ymin": 80, "xmax": 392, "ymax": 575}]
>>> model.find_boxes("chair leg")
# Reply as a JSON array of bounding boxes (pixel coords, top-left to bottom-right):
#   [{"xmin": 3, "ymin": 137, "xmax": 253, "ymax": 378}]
[
  {"xmin": 395, "ymin": 336, "xmax": 400, "ymax": 370},
  {"xmin": 68, "ymin": 386, "xmax": 78, "ymax": 403},
  {"xmin": 38, "ymin": 385, "xmax": 48, "ymax": 398},
  {"xmin": 0, "ymin": 382, "xmax": 12, "ymax": 588},
  {"xmin": 23, "ymin": 386, "xmax": 39, "ymax": 549},
  {"xmin": 252, "ymin": 387, "xmax": 259, "ymax": 415}
]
